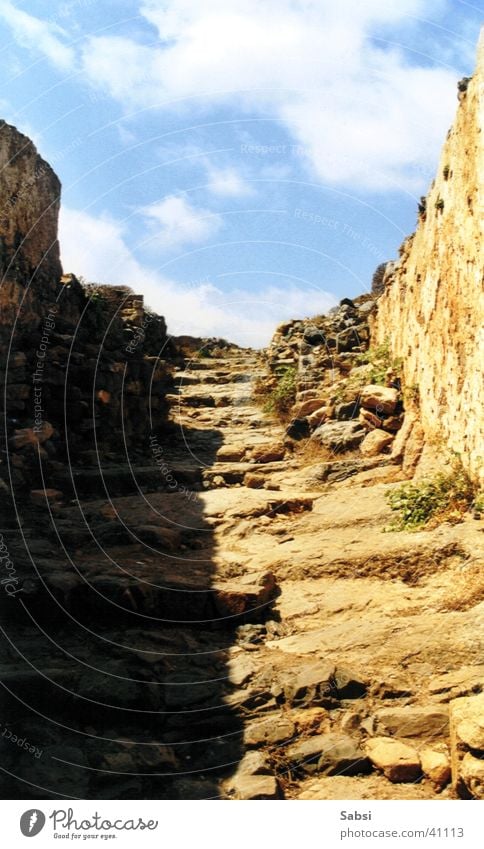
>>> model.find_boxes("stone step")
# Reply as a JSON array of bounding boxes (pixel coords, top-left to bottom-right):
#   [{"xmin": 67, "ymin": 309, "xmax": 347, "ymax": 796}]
[
  {"xmin": 174, "ymin": 371, "xmax": 256, "ymax": 387},
  {"xmin": 20, "ymin": 559, "xmax": 278, "ymax": 627},
  {"xmin": 167, "ymin": 393, "xmax": 254, "ymax": 409},
  {"xmin": 203, "ymin": 460, "xmax": 289, "ymax": 486},
  {"xmin": 51, "ymin": 463, "xmax": 203, "ymax": 498}
]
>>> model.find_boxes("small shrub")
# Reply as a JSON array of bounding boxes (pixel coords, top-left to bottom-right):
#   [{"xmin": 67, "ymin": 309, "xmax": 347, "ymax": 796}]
[
  {"xmin": 385, "ymin": 463, "xmax": 475, "ymax": 531},
  {"xmin": 262, "ymin": 366, "xmax": 297, "ymax": 418},
  {"xmin": 356, "ymin": 341, "xmax": 401, "ymax": 385},
  {"xmin": 195, "ymin": 346, "xmax": 211, "ymax": 358},
  {"xmin": 473, "ymin": 492, "xmax": 484, "ymax": 514}
]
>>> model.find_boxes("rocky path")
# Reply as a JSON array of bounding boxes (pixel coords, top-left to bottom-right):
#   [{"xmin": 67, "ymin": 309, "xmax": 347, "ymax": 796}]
[{"xmin": 1, "ymin": 349, "xmax": 483, "ymax": 800}]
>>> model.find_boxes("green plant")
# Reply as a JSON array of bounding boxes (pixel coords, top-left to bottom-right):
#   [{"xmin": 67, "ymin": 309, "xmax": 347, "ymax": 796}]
[
  {"xmin": 435, "ymin": 198, "xmax": 445, "ymax": 212},
  {"xmin": 473, "ymin": 492, "xmax": 484, "ymax": 513},
  {"xmin": 263, "ymin": 366, "xmax": 297, "ymax": 417},
  {"xmin": 355, "ymin": 340, "xmax": 401, "ymax": 385},
  {"xmin": 443, "ymin": 164, "xmax": 450, "ymax": 180},
  {"xmin": 385, "ymin": 463, "xmax": 475, "ymax": 531},
  {"xmin": 195, "ymin": 346, "xmax": 211, "ymax": 358}
]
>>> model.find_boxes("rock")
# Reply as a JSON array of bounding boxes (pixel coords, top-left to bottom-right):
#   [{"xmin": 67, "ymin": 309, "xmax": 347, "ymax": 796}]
[
  {"xmin": 279, "ymin": 661, "xmax": 335, "ymax": 706},
  {"xmin": 318, "ymin": 735, "xmax": 371, "ymax": 776},
  {"xmin": 374, "ymin": 706, "xmax": 448, "ymax": 739},
  {"xmin": 332, "ymin": 667, "xmax": 368, "ymax": 699},
  {"xmin": 429, "ymin": 666, "xmax": 484, "ymax": 700},
  {"xmin": 285, "ymin": 418, "xmax": 310, "ymax": 440},
  {"xmin": 357, "ymin": 299, "xmax": 377, "ymax": 314},
  {"xmin": 459, "ymin": 752, "xmax": 484, "ymax": 799},
  {"xmin": 292, "ymin": 707, "xmax": 329, "ymax": 735},
  {"xmin": 293, "ymin": 398, "xmax": 327, "ymax": 417},
  {"xmin": 11, "ymin": 421, "xmax": 54, "ymax": 448},
  {"xmin": 244, "ymin": 715, "xmax": 296, "ymax": 747},
  {"xmin": 216, "ymin": 445, "xmax": 246, "ymax": 461},
  {"xmin": 29, "ymin": 488, "xmax": 63, "ymax": 506},
  {"xmin": 420, "ymin": 745, "xmax": 451, "ymax": 790},
  {"xmin": 360, "ymin": 385, "xmax": 399, "ymax": 416},
  {"xmin": 449, "ymin": 692, "xmax": 484, "ymax": 750},
  {"xmin": 365, "ymin": 737, "xmax": 421, "ymax": 782},
  {"xmin": 0, "ymin": 120, "xmax": 62, "ymax": 303},
  {"xmin": 235, "ymin": 751, "xmax": 271, "ymax": 776},
  {"xmin": 133, "ymin": 524, "xmax": 181, "ymax": 550},
  {"xmin": 244, "ymin": 472, "xmax": 265, "ymax": 489},
  {"xmin": 335, "ymin": 400, "xmax": 359, "ymax": 421},
  {"xmin": 359, "ymin": 408, "xmax": 384, "ymax": 430},
  {"xmin": 308, "ymin": 406, "xmax": 331, "ymax": 428},
  {"xmin": 213, "ymin": 570, "xmax": 278, "ymax": 619},
  {"xmin": 227, "ymin": 655, "xmax": 255, "ymax": 687},
  {"xmin": 303, "ymin": 326, "xmax": 326, "ymax": 345},
  {"xmin": 228, "ymin": 774, "xmax": 280, "ymax": 800},
  {"xmin": 449, "ymin": 693, "xmax": 484, "ymax": 797},
  {"xmin": 311, "ymin": 421, "xmax": 366, "ymax": 452},
  {"xmin": 250, "ymin": 444, "xmax": 285, "ymax": 463},
  {"xmin": 296, "ymin": 389, "xmax": 318, "ymax": 401},
  {"xmin": 382, "ymin": 414, "xmax": 404, "ymax": 432},
  {"xmin": 341, "ymin": 711, "xmax": 363, "ymax": 734},
  {"xmin": 286, "ymin": 733, "xmax": 370, "ymax": 776},
  {"xmin": 360, "ymin": 429, "xmax": 394, "ymax": 457},
  {"xmin": 285, "ymin": 734, "xmax": 328, "ymax": 773},
  {"xmin": 306, "ymin": 456, "xmax": 391, "ymax": 485},
  {"xmin": 278, "ymin": 662, "xmax": 366, "ymax": 707}
]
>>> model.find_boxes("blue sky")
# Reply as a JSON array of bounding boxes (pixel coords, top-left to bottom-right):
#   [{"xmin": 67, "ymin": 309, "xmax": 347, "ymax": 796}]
[{"xmin": 0, "ymin": 1, "xmax": 482, "ymax": 345}]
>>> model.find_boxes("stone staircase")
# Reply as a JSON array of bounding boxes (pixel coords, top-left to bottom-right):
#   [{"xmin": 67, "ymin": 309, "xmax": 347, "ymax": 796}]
[{"xmin": 1, "ymin": 348, "xmax": 482, "ymax": 800}]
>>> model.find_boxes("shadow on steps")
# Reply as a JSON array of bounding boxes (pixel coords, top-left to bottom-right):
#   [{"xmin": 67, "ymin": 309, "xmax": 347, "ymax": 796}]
[{"xmin": 0, "ymin": 421, "xmax": 277, "ymax": 800}]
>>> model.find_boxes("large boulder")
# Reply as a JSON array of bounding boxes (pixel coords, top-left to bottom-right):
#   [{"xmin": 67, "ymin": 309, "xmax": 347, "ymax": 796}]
[
  {"xmin": 360, "ymin": 429, "xmax": 394, "ymax": 457},
  {"xmin": 374, "ymin": 706, "xmax": 449, "ymax": 739},
  {"xmin": 449, "ymin": 693, "xmax": 484, "ymax": 798},
  {"xmin": 286, "ymin": 418, "xmax": 310, "ymax": 440},
  {"xmin": 460, "ymin": 753, "xmax": 484, "ymax": 799},
  {"xmin": 311, "ymin": 420, "xmax": 366, "ymax": 452},
  {"xmin": 360, "ymin": 384, "xmax": 399, "ymax": 416},
  {"xmin": 286, "ymin": 733, "xmax": 371, "ymax": 776},
  {"xmin": 303, "ymin": 325, "xmax": 326, "ymax": 345},
  {"xmin": 293, "ymin": 398, "xmax": 327, "ymax": 417},
  {"xmin": 308, "ymin": 406, "xmax": 332, "ymax": 428},
  {"xmin": 420, "ymin": 745, "xmax": 451, "ymax": 790},
  {"xmin": 244, "ymin": 715, "xmax": 296, "ymax": 747},
  {"xmin": 365, "ymin": 737, "xmax": 421, "ymax": 782}
]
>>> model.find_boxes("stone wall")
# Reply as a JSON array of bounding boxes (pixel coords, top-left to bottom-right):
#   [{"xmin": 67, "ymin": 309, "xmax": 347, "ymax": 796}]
[
  {"xmin": 0, "ymin": 120, "xmax": 62, "ymax": 333},
  {"xmin": 0, "ymin": 121, "xmax": 173, "ymax": 501},
  {"xmin": 371, "ymin": 32, "xmax": 484, "ymax": 485}
]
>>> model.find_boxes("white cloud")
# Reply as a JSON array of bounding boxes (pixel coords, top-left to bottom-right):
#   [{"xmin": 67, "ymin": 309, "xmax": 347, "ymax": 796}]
[
  {"xmin": 59, "ymin": 205, "xmax": 336, "ymax": 346},
  {"xmin": 205, "ymin": 165, "xmax": 253, "ymax": 197},
  {"xmin": 0, "ymin": 0, "xmax": 74, "ymax": 70},
  {"xmin": 79, "ymin": 0, "xmax": 455, "ymax": 192},
  {"xmin": 156, "ymin": 143, "xmax": 254, "ymax": 197},
  {"xmin": 139, "ymin": 195, "xmax": 223, "ymax": 251}
]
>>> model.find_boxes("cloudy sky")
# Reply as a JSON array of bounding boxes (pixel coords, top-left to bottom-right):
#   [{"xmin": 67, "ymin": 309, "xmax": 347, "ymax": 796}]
[{"xmin": 0, "ymin": 1, "xmax": 482, "ymax": 345}]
